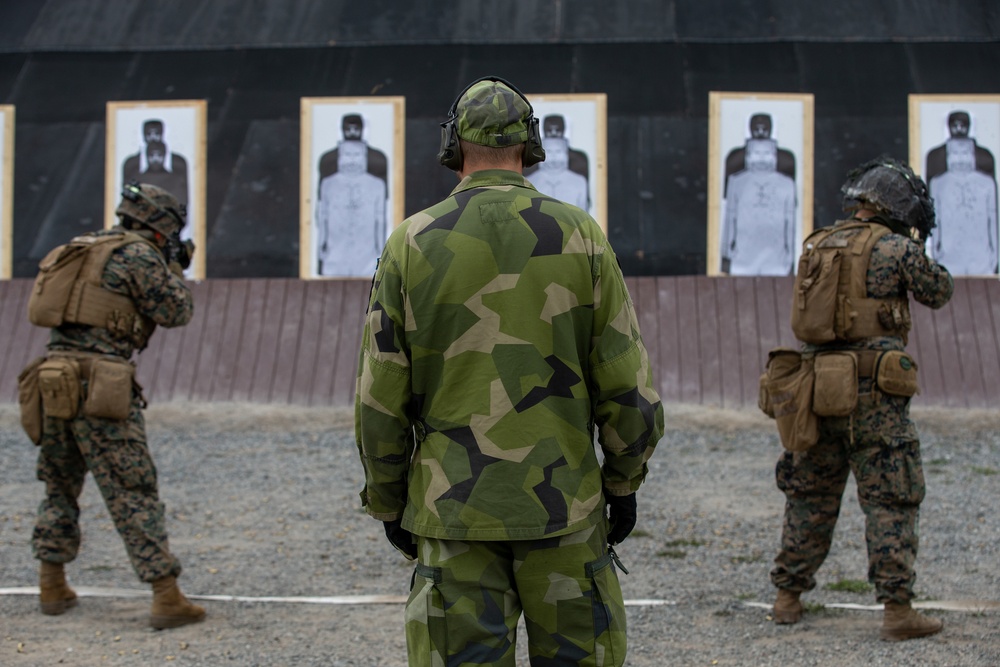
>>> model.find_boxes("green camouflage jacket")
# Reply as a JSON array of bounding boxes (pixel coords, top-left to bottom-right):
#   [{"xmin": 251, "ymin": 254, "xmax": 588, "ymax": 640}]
[
  {"xmin": 48, "ymin": 228, "xmax": 194, "ymax": 358},
  {"xmin": 356, "ymin": 169, "xmax": 663, "ymax": 541}
]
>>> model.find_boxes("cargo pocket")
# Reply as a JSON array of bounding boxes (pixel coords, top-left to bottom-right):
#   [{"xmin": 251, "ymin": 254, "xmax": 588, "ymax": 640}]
[
  {"xmin": 405, "ymin": 563, "xmax": 448, "ymax": 661},
  {"xmin": 586, "ymin": 553, "xmax": 626, "ymax": 665},
  {"xmin": 860, "ymin": 438, "xmax": 925, "ymax": 508}
]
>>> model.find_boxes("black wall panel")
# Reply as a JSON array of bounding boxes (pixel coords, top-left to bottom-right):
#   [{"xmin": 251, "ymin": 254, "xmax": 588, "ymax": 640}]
[{"xmin": 2, "ymin": 38, "xmax": 999, "ymax": 277}]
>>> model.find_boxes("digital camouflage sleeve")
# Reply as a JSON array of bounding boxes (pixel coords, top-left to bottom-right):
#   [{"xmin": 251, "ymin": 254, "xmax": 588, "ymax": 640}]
[{"xmin": 355, "ymin": 170, "xmax": 663, "ymax": 541}]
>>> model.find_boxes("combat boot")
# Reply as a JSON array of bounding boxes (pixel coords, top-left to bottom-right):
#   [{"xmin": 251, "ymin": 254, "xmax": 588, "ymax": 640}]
[
  {"xmin": 150, "ymin": 576, "xmax": 206, "ymax": 629},
  {"xmin": 772, "ymin": 588, "xmax": 804, "ymax": 624},
  {"xmin": 39, "ymin": 561, "xmax": 78, "ymax": 615},
  {"xmin": 880, "ymin": 601, "xmax": 943, "ymax": 641}
]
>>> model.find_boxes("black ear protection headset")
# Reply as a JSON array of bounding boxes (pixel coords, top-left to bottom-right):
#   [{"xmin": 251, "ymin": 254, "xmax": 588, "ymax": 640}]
[{"xmin": 437, "ymin": 76, "xmax": 545, "ymax": 172}]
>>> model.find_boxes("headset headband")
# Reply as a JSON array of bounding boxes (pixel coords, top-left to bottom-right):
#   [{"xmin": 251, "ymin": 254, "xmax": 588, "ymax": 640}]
[{"xmin": 444, "ymin": 75, "xmax": 536, "ymax": 122}]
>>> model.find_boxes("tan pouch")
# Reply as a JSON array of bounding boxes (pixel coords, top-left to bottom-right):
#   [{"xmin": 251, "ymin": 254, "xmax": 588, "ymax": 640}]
[
  {"xmin": 37, "ymin": 358, "xmax": 81, "ymax": 420},
  {"xmin": 763, "ymin": 348, "xmax": 819, "ymax": 452},
  {"xmin": 875, "ymin": 350, "xmax": 919, "ymax": 397},
  {"xmin": 812, "ymin": 352, "xmax": 858, "ymax": 417},
  {"xmin": 17, "ymin": 356, "xmax": 46, "ymax": 445},
  {"xmin": 83, "ymin": 357, "xmax": 134, "ymax": 420}
]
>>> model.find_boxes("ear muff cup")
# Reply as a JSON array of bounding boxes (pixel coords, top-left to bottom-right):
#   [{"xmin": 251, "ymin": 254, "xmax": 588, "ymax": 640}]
[{"xmin": 437, "ymin": 76, "xmax": 545, "ymax": 171}]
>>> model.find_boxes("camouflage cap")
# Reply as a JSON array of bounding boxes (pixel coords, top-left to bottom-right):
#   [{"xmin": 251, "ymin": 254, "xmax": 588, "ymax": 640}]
[{"xmin": 454, "ymin": 79, "xmax": 531, "ymax": 147}]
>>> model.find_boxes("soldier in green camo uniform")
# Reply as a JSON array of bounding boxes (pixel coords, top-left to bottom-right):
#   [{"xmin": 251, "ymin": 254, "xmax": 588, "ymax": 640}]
[
  {"xmin": 355, "ymin": 76, "xmax": 663, "ymax": 666},
  {"xmin": 770, "ymin": 157, "xmax": 953, "ymax": 641},
  {"xmin": 28, "ymin": 183, "xmax": 205, "ymax": 629}
]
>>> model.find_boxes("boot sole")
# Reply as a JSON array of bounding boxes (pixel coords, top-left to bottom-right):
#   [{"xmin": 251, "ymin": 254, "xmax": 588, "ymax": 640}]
[
  {"xmin": 880, "ymin": 623, "xmax": 943, "ymax": 642},
  {"xmin": 150, "ymin": 611, "xmax": 206, "ymax": 630},
  {"xmin": 773, "ymin": 612, "xmax": 803, "ymax": 625},
  {"xmin": 40, "ymin": 597, "xmax": 78, "ymax": 615}
]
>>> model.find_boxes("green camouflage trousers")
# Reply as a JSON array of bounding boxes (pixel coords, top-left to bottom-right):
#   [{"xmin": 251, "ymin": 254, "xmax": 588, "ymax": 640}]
[
  {"xmin": 405, "ymin": 522, "xmax": 627, "ymax": 666},
  {"xmin": 771, "ymin": 383, "xmax": 925, "ymax": 603},
  {"xmin": 32, "ymin": 397, "xmax": 181, "ymax": 583}
]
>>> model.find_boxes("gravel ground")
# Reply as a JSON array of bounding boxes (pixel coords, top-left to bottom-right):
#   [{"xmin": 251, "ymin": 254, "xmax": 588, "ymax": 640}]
[{"xmin": 1, "ymin": 402, "xmax": 998, "ymax": 666}]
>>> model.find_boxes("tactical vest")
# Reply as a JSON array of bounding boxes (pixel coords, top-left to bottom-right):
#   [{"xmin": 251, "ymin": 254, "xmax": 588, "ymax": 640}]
[
  {"xmin": 791, "ymin": 221, "xmax": 911, "ymax": 345},
  {"xmin": 28, "ymin": 231, "xmax": 156, "ymax": 347}
]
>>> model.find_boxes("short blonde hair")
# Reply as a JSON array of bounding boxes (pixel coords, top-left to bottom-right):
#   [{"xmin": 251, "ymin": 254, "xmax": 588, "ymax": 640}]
[{"xmin": 459, "ymin": 139, "xmax": 524, "ymax": 168}]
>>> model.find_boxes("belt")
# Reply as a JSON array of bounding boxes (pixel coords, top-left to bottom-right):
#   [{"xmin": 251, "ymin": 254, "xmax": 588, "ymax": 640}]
[{"xmin": 47, "ymin": 351, "xmax": 129, "ymax": 378}]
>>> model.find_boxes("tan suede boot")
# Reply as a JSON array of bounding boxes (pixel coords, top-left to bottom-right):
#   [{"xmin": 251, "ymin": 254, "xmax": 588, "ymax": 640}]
[
  {"xmin": 772, "ymin": 588, "xmax": 804, "ymax": 624},
  {"xmin": 880, "ymin": 601, "xmax": 943, "ymax": 641},
  {"xmin": 39, "ymin": 561, "xmax": 77, "ymax": 615},
  {"xmin": 150, "ymin": 576, "xmax": 206, "ymax": 629}
]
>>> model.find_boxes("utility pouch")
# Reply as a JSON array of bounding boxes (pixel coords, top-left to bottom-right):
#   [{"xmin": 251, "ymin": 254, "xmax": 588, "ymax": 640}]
[
  {"xmin": 83, "ymin": 357, "xmax": 134, "ymax": 420},
  {"xmin": 17, "ymin": 356, "xmax": 46, "ymax": 445},
  {"xmin": 791, "ymin": 242, "xmax": 844, "ymax": 344},
  {"xmin": 875, "ymin": 350, "xmax": 919, "ymax": 397},
  {"xmin": 37, "ymin": 358, "xmax": 81, "ymax": 420},
  {"xmin": 762, "ymin": 348, "xmax": 818, "ymax": 452},
  {"xmin": 812, "ymin": 352, "xmax": 858, "ymax": 417}
]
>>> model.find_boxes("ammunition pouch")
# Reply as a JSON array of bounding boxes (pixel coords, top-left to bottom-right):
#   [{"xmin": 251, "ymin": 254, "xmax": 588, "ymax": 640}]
[
  {"xmin": 874, "ymin": 350, "xmax": 919, "ymax": 397},
  {"xmin": 17, "ymin": 356, "xmax": 46, "ymax": 445},
  {"xmin": 37, "ymin": 357, "xmax": 81, "ymax": 420},
  {"xmin": 812, "ymin": 352, "xmax": 858, "ymax": 417},
  {"xmin": 82, "ymin": 356, "xmax": 135, "ymax": 420},
  {"xmin": 26, "ymin": 352, "xmax": 137, "ymax": 430},
  {"xmin": 759, "ymin": 348, "xmax": 818, "ymax": 452}
]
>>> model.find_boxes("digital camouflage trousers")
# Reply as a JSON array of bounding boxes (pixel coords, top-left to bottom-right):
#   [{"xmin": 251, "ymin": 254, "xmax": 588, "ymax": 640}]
[
  {"xmin": 32, "ymin": 399, "xmax": 181, "ymax": 583},
  {"xmin": 771, "ymin": 384, "xmax": 925, "ymax": 603},
  {"xmin": 405, "ymin": 522, "xmax": 627, "ymax": 666}
]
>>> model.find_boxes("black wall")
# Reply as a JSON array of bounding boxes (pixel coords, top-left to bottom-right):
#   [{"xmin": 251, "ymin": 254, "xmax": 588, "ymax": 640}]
[{"xmin": 1, "ymin": 1, "xmax": 998, "ymax": 277}]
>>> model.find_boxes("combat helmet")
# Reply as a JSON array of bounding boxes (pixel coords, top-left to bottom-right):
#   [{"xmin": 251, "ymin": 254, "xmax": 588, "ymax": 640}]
[
  {"xmin": 116, "ymin": 182, "xmax": 186, "ymax": 237},
  {"xmin": 840, "ymin": 156, "xmax": 936, "ymax": 240}
]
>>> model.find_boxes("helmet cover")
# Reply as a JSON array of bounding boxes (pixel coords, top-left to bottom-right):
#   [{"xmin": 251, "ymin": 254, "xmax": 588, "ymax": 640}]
[{"xmin": 116, "ymin": 182, "xmax": 186, "ymax": 236}]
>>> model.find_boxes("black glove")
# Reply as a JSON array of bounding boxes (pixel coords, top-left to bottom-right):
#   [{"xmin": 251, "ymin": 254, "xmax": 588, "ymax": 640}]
[
  {"xmin": 167, "ymin": 237, "xmax": 195, "ymax": 270},
  {"xmin": 606, "ymin": 493, "xmax": 637, "ymax": 546},
  {"xmin": 383, "ymin": 518, "xmax": 417, "ymax": 560}
]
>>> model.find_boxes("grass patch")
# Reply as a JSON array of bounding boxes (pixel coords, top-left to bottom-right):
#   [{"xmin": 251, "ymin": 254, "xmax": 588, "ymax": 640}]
[
  {"xmin": 731, "ymin": 553, "xmax": 764, "ymax": 564},
  {"xmin": 664, "ymin": 538, "xmax": 705, "ymax": 548},
  {"xmin": 804, "ymin": 601, "xmax": 826, "ymax": 614},
  {"xmin": 824, "ymin": 579, "xmax": 872, "ymax": 594},
  {"xmin": 630, "ymin": 529, "xmax": 652, "ymax": 538},
  {"xmin": 657, "ymin": 549, "xmax": 687, "ymax": 559},
  {"xmin": 85, "ymin": 565, "xmax": 116, "ymax": 572},
  {"xmin": 735, "ymin": 592, "xmax": 756, "ymax": 601},
  {"xmin": 926, "ymin": 458, "xmax": 950, "ymax": 466},
  {"xmin": 971, "ymin": 466, "xmax": 999, "ymax": 476}
]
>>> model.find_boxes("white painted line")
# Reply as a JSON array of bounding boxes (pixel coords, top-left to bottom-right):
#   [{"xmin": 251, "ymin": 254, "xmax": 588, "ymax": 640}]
[
  {"xmin": 0, "ymin": 587, "xmax": 675, "ymax": 607},
  {"xmin": 743, "ymin": 600, "xmax": 1000, "ymax": 613}
]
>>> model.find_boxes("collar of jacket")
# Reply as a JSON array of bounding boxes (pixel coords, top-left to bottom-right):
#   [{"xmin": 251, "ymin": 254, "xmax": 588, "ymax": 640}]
[{"xmin": 450, "ymin": 169, "xmax": 536, "ymax": 196}]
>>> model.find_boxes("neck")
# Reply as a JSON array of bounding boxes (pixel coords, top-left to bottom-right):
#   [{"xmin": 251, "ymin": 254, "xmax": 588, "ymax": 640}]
[{"xmin": 458, "ymin": 161, "xmax": 522, "ymax": 180}]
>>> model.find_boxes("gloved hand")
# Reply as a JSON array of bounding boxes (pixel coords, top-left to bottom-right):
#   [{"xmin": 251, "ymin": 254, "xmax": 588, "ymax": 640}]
[
  {"xmin": 167, "ymin": 237, "xmax": 195, "ymax": 270},
  {"xmin": 383, "ymin": 518, "xmax": 417, "ymax": 560},
  {"xmin": 167, "ymin": 261, "xmax": 185, "ymax": 278},
  {"xmin": 178, "ymin": 239, "xmax": 196, "ymax": 269},
  {"xmin": 606, "ymin": 493, "xmax": 637, "ymax": 546}
]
